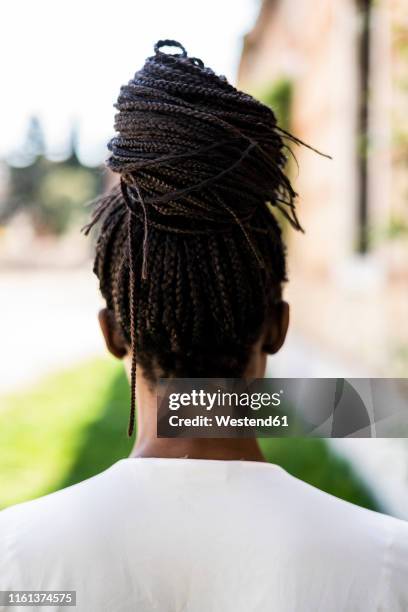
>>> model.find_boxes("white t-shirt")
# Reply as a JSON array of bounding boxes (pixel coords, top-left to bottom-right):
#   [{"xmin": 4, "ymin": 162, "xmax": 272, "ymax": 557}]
[{"xmin": 1, "ymin": 458, "xmax": 408, "ymax": 612}]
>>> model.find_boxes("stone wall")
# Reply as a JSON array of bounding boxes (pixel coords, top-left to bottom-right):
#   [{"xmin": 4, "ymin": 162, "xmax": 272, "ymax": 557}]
[{"xmin": 238, "ymin": 0, "xmax": 408, "ymax": 375}]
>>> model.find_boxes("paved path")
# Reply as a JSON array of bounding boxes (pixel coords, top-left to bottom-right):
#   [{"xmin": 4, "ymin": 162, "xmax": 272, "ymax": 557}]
[{"xmin": 0, "ymin": 268, "xmax": 105, "ymax": 393}]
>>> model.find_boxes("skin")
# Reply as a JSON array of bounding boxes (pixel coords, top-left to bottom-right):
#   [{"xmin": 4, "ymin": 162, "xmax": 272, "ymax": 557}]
[{"xmin": 99, "ymin": 301, "xmax": 289, "ymax": 463}]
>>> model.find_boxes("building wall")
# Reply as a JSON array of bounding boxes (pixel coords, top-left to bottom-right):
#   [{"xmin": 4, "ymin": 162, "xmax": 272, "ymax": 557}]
[{"xmin": 238, "ymin": 0, "xmax": 408, "ymax": 375}]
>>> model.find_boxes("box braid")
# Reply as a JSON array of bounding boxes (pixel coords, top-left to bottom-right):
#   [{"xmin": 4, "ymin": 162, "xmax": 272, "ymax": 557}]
[{"xmin": 84, "ymin": 40, "xmax": 323, "ymax": 436}]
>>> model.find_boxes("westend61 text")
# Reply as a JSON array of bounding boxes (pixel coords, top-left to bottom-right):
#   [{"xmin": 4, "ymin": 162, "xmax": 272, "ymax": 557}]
[{"xmin": 168, "ymin": 415, "xmax": 289, "ymax": 428}]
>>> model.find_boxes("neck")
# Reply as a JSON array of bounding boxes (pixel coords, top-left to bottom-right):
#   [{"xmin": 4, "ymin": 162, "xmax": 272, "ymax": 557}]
[{"xmin": 129, "ymin": 369, "xmax": 265, "ymax": 462}]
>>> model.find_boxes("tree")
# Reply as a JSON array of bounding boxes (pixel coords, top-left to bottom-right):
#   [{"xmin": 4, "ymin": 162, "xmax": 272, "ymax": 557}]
[{"xmin": 2, "ymin": 117, "xmax": 102, "ymax": 234}]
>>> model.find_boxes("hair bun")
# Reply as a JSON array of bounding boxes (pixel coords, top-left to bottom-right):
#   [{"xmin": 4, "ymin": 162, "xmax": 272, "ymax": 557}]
[{"xmin": 107, "ymin": 39, "xmax": 310, "ymax": 235}]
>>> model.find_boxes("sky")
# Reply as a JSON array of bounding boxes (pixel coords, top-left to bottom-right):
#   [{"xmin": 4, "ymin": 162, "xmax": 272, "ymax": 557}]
[{"xmin": 0, "ymin": 0, "xmax": 258, "ymax": 166}]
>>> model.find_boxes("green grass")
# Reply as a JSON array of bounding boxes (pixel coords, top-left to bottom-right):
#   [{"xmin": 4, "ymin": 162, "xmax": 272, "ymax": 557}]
[
  {"xmin": 0, "ymin": 359, "xmax": 380, "ymax": 512},
  {"xmin": 0, "ymin": 358, "xmax": 134, "ymax": 509}
]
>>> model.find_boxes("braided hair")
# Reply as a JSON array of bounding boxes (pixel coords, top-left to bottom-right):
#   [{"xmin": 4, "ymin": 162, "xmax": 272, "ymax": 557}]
[{"xmin": 84, "ymin": 40, "xmax": 315, "ymax": 436}]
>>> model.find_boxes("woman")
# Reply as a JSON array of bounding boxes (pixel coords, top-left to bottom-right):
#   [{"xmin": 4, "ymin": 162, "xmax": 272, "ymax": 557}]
[{"xmin": 0, "ymin": 40, "xmax": 407, "ymax": 612}]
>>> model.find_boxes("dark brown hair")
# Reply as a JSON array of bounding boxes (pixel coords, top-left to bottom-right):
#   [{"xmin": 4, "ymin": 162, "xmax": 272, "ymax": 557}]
[{"xmin": 85, "ymin": 40, "xmax": 312, "ymax": 435}]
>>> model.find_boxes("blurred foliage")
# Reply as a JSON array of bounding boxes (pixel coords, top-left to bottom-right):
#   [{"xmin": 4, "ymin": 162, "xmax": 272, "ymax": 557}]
[
  {"xmin": 393, "ymin": 22, "xmax": 408, "ymax": 62},
  {"xmin": 37, "ymin": 165, "xmax": 98, "ymax": 234},
  {"xmin": 391, "ymin": 344, "xmax": 408, "ymax": 378},
  {"xmin": 259, "ymin": 78, "xmax": 293, "ymax": 132},
  {"xmin": 257, "ymin": 79, "xmax": 294, "ymax": 234},
  {"xmin": 1, "ymin": 116, "xmax": 101, "ymax": 235},
  {"xmin": 367, "ymin": 215, "xmax": 408, "ymax": 247},
  {"xmin": 380, "ymin": 216, "xmax": 408, "ymax": 240},
  {"xmin": 0, "ymin": 358, "xmax": 379, "ymax": 513}
]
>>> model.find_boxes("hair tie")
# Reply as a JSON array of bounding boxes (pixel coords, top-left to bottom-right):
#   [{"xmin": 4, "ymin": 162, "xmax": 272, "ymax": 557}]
[{"xmin": 154, "ymin": 39, "xmax": 187, "ymax": 58}]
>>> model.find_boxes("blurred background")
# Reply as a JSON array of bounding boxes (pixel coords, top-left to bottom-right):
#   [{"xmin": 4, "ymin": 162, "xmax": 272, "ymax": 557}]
[{"xmin": 0, "ymin": 0, "xmax": 407, "ymax": 517}]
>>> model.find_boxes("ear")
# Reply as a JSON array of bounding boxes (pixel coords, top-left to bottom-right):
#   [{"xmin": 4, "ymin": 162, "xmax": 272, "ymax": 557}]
[
  {"xmin": 98, "ymin": 308, "xmax": 128, "ymax": 359},
  {"xmin": 262, "ymin": 301, "xmax": 289, "ymax": 355}
]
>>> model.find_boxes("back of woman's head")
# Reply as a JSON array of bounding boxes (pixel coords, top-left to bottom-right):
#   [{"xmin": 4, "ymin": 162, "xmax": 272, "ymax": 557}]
[{"xmin": 85, "ymin": 40, "xmax": 304, "ymax": 432}]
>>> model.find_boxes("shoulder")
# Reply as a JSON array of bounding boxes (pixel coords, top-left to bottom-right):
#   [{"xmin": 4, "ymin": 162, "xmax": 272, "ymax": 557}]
[
  {"xmin": 277, "ymin": 468, "xmax": 408, "ymax": 605},
  {"xmin": 255, "ymin": 466, "xmax": 408, "ymax": 609},
  {"xmin": 0, "ymin": 462, "xmax": 128, "ymax": 589},
  {"xmin": 378, "ymin": 512, "xmax": 408, "ymax": 610},
  {"xmin": 250, "ymin": 464, "xmax": 408, "ymax": 559},
  {"xmin": 276, "ymin": 466, "xmax": 408, "ymax": 540},
  {"xmin": 0, "ymin": 461, "xmax": 131, "ymax": 536}
]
